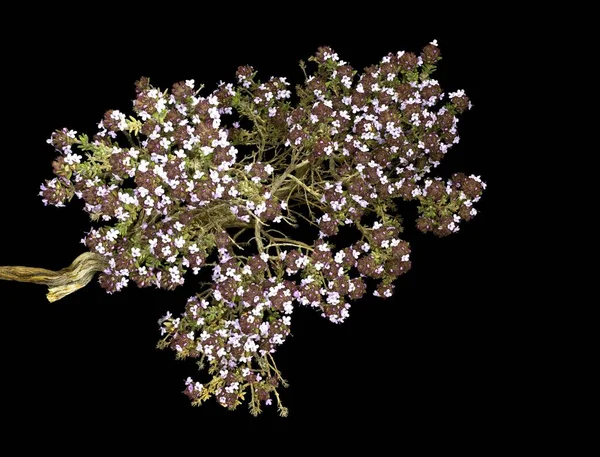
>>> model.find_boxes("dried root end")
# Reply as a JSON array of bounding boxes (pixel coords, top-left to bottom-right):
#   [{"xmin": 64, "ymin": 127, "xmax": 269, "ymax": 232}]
[{"xmin": 0, "ymin": 252, "xmax": 107, "ymax": 302}]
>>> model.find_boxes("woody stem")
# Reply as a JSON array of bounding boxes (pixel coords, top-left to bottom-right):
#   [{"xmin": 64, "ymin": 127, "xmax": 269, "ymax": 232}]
[{"xmin": 0, "ymin": 252, "xmax": 108, "ymax": 302}]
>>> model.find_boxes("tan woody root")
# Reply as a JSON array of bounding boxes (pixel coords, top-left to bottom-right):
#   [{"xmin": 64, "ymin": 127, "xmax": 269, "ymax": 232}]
[{"xmin": 0, "ymin": 252, "xmax": 108, "ymax": 302}]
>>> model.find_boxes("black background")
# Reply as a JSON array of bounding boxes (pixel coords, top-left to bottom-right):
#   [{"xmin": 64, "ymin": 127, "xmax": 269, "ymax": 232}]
[{"xmin": 0, "ymin": 10, "xmax": 516, "ymax": 445}]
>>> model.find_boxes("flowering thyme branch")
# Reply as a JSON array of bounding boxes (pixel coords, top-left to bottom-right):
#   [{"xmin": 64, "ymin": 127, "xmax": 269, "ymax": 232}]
[{"xmin": 17, "ymin": 40, "xmax": 487, "ymax": 415}]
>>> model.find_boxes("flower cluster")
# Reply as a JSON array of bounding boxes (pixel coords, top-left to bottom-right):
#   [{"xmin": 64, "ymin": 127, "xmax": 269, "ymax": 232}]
[{"xmin": 41, "ymin": 41, "xmax": 485, "ymax": 415}]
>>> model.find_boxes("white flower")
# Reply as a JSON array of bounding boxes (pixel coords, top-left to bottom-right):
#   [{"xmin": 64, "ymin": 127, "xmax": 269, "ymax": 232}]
[
  {"xmin": 106, "ymin": 228, "xmax": 119, "ymax": 242},
  {"xmin": 131, "ymin": 247, "xmax": 142, "ymax": 258},
  {"xmin": 160, "ymin": 137, "xmax": 171, "ymax": 149},
  {"xmin": 169, "ymin": 267, "xmax": 182, "ymax": 283},
  {"xmin": 244, "ymin": 338, "xmax": 258, "ymax": 353},
  {"xmin": 302, "ymin": 275, "xmax": 315, "ymax": 285},
  {"xmin": 115, "ymin": 207, "xmax": 130, "ymax": 222},
  {"xmin": 156, "ymin": 98, "xmax": 167, "ymax": 112},
  {"xmin": 64, "ymin": 153, "xmax": 82, "ymax": 165},
  {"xmin": 185, "ymin": 79, "xmax": 195, "ymax": 88},
  {"xmin": 430, "ymin": 39, "xmax": 438, "ymax": 46},
  {"xmin": 254, "ymin": 202, "xmax": 266, "ymax": 216},
  {"xmin": 138, "ymin": 160, "xmax": 149, "ymax": 173},
  {"xmin": 144, "ymin": 196, "xmax": 154, "ymax": 207},
  {"xmin": 201, "ymin": 146, "xmax": 214, "ymax": 156},
  {"xmin": 271, "ymin": 334, "xmax": 285, "ymax": 345},
  {"xmin": 163, "ymin": 121, "xmax": 174, "ymax": 133}
]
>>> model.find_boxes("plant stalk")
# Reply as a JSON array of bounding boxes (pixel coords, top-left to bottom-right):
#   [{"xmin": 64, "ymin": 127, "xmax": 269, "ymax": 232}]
[{"xmin": 0, "ymin": 252, "xmax": 108, "ymax": 302}]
